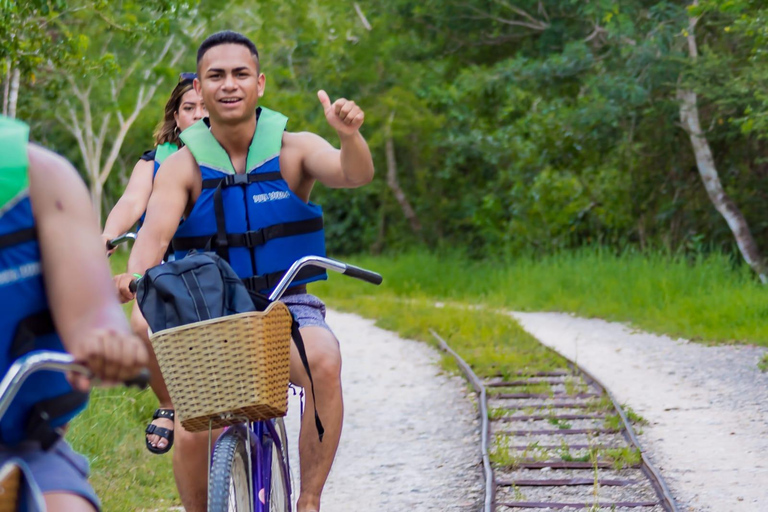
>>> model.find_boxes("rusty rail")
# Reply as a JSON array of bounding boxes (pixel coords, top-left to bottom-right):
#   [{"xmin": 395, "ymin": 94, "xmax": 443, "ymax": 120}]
[
  {"xmin": 430, "ymin": 329, "xmax": 494, "ymax": 512},
  {"xmin": 431, "ymin": 328, "xmax": 679, "ymax": 512}
]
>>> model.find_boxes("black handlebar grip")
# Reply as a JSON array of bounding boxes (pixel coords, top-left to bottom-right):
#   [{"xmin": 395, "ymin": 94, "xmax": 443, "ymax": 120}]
[
  {"xmin": 123, "ymin": 368, "xmax": 150, "ymax": 390},
  {"xmin": 129, "ymin": 279, "xmax": 138, "ymax": 294},
  {"xmin": 342, "ymin": 264, "xmax": 383, "ymax": 285}
]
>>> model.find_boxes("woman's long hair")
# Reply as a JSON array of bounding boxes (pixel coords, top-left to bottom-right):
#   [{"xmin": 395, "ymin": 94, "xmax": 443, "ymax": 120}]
[{"xmin": 153, "ymin": 79, "xmax": 195, "ymax": 147}]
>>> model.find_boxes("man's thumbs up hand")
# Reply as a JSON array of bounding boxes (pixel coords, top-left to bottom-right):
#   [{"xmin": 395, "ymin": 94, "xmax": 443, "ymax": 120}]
[{"xmin": 318, "ymin": 90, "xmax": 364, "ymax": 136}]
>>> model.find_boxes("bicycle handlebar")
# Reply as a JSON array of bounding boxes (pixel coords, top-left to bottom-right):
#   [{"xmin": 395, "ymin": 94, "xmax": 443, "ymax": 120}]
[
  {"xmin": 341, "ymin": 262, "xmax": 383, "ymax": 285},
  {"xmin": 127, "ymin": 255, "xmax": 381, "ymax": 302},
  {"xmin": 269, "ymin": 255, "xmax": 382, "ymax": 301},
  {"xmin": 106, "ymin": 232, "xmax": 137, "ymax": 251},
  {"xmin": 0, "ymin": 352, "xmax": 150, "ymax": 420}
]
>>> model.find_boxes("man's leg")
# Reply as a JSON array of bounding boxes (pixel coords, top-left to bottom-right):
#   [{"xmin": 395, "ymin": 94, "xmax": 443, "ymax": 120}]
[
  {"xmin": 172, "ymin": 417, "xmax": 223, "ymax": 512},
  {"xmin": 45, "ymin": 493, "xmax": 96, "ymax": 511},
  {"xmin": 132, "ymin": 302, "xmax": 174, "ymax": 451},
  {"xmin": 289, "ymin": 326, "xmax": 343, "ymax": 512},
  {"xmin": 8, "ymin": 440, "xmax": 101, "ymax": 512}
]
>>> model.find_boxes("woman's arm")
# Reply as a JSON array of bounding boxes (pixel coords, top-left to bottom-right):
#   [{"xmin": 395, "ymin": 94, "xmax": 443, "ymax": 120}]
[{"xmin": 101, "ymin": 158, "xmax": 154, "ymax": 249}]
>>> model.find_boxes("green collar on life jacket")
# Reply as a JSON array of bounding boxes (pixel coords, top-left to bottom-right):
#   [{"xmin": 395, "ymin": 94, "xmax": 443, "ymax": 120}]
[
  {"xmin": 180, "ymin": 107, "xmax": 288, "ymax": 174},
  {"xmin": 154, "ymin": 141, "xmax": 179, "ymax": 165},
  {"xmin": 0, "ymin": 116, "xmax": 30, "ymax": 212}
]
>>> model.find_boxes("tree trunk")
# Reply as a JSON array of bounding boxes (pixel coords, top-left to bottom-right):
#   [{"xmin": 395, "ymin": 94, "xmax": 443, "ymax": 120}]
[
  {"xmin": 680, "ymin": 4, "xmax": 767, "ymax": 283},
  {"xmin": 385, "ymin": 112, "xmax": 422, "ymax": 235},
  {"xmin": 7, "ymin": 67, "xmax": 20, "ymax": 119},
  {"xmin": 2, "ymin": 62, "xmax": 10, "ymax": 116},
  {"xmin": 90, "ymin": 178, "xmax": 103, "ymax": 222}
]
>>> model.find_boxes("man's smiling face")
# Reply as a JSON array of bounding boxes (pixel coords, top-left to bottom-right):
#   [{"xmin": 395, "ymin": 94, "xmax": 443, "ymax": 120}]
[{"xmin": 196, "ymin": 43, "xmax": 265, "ymax": 125}]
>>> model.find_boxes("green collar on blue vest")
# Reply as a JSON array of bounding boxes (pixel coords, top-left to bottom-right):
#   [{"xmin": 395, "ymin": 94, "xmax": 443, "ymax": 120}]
[
  {"xmin": 0, "ymin": 116, "xmax": 30, "ymax": 212},
  {"xmin": 154, "ymin": 141, "xmax": 179, "ymax": 165},
  {"xmin": 180, "ymin": 107, "xmax": 288, "ymax": 174}
]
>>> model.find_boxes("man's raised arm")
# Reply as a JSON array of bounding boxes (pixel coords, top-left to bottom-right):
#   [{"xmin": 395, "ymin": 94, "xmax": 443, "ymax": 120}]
[
  {"xmin": 297, "ymin": 90, "xmax": 374, "ymax": 188},
  {"xmin": 115, "ymin": 149, "xmax": 194, "ymax": 302}
]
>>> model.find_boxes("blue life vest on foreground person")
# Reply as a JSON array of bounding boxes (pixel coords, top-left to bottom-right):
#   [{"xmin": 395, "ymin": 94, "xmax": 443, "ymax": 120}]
[
  {"xmin": 171, "ymin": 107, "xmax": 327, "ymax": 294},
  {"xmin": 0, "ymin": 116, "xmax": 87, "ymax": 448}
]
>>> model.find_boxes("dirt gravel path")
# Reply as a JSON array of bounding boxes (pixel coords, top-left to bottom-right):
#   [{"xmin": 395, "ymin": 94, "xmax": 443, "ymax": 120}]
[
  {"xmin": 511, "ymin": 312, "xmax": 768, "ymax": 512},
  {"xmin": 284, "ymin": 309, "xmax": 484, "ymax": 511}
]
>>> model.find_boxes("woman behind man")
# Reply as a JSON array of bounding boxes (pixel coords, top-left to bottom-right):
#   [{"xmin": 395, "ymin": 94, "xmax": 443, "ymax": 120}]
[{"xmin": 102, "ymin": 74, "xmax": 206, "ymax": 454}]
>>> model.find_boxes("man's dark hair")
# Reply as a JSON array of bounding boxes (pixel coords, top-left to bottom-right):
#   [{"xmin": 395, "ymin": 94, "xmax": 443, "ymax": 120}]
[{"xmin": 197, "ymin": 31, "xmax": 260, "ymax": 69}]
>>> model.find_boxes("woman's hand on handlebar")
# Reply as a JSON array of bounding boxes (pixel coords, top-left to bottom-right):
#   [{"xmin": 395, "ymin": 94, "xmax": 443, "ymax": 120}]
[
  {"xmin": 67, "ymin": 328, "xmax": 149, "ymax": 392},
  {"xmin": 102, "ymin": 234, "xmax": 118, "ymax": 257},
  {"xmin": 114, "ymin": 273, "xmax": 137, "ymax": 303}
]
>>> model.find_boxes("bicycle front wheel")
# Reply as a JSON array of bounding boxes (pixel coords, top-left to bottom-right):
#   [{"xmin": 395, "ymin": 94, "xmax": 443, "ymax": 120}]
[
  {"xmin": 267, "ymin": 418, "xmax": 290, "ymax": 512},
  {"xmin": 209, "ymin": 427, "xmax": 252, "ymax": 512}
]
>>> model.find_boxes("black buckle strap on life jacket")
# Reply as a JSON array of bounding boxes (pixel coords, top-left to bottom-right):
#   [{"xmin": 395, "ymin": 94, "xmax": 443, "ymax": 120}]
[
  {"xmin": 25, "ymin": 390, "xmax": 89, "ymax": 450},
  {"xmin": 202, "ymin": 171, "xmax": 283, "ymax": 189},
  {"xmin": 171, "ymin": 217, "xmax": 324, "ymax": 252},
  {"xmin": 10, "ymin": 310, "xmax": 55, "ymax": 359},
  {"xmin": 0, "ymin": 227, "xmax": 36, "ymax": 250},
  {"xmin": 212, "ymin": 182, "xmax": 229, "ymax": 262},
  {"xmin": 242, "ymin": 266, "xmax": 326, "ymax": 294}
]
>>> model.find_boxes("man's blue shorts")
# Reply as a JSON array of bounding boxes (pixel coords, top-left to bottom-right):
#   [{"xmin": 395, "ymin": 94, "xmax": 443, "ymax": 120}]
[{"xmin": 0, "ymin": 439, "xmax": 100, "ymax": 510}]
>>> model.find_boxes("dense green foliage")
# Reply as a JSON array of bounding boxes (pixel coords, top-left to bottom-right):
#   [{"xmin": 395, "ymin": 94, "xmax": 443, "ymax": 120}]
[{"xmin": 5, "ymin": 1, "xmax": 768, "ymax": 261}]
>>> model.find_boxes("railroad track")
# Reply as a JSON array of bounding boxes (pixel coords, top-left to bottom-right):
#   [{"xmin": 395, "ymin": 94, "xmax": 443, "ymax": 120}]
[{"xmin": 430, "ymin": 330, "xmax": 678, "ymax": 512}]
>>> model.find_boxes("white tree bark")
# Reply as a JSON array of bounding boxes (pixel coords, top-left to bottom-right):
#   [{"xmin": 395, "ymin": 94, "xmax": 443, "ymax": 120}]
[
  {"xmin": 385, "ymin": 112, "xmax": 422, "ymax": 235},
  {"xmin": 55, "ymin": 23, "xmax": 205, "ymax": 220},
  {"xmin": 7, "ymin": 67, "xmax": 20, "ymax": 119},
  {"xmin": 2, "ymin": 62, "xmax": 10, "ymax": 116},
  {"xmin": 354, "ymin": 3, "xmax": 372, "ymax": 31},
  {"xmin": 679, "ymin": 4, "xmax": 767, "ymax": 282}
]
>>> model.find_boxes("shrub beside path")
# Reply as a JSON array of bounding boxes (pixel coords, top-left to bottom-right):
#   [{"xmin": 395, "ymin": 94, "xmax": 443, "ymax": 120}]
[{"xmin": 512, "ymin": 312, "xmax": 768, "ymax": 512}]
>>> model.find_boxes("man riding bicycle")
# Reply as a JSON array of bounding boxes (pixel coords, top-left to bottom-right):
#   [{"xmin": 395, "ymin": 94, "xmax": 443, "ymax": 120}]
[
  {"xmin": 0, "ymin": 116, "xmax": 148, "ymax": 511},
  {"xmin": 114, "ymin": 31, "xmax": 375, "ymax": 512}
]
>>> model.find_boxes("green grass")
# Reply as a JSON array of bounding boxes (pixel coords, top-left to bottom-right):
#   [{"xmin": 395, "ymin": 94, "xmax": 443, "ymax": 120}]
[
  {"xmin": 66, "ymin": 388, "xmax": 180, "ymax": 511},
  {"xmin": 318, "ymin": 293, "xmax": 566, "ymax": 378},
  {"xmin": 312, "ymin": 248, "xmax": 768, "ymax": 345},
  {"xmin": 63, "ymin": 248, "xmax": 181, "ymax": 511}
]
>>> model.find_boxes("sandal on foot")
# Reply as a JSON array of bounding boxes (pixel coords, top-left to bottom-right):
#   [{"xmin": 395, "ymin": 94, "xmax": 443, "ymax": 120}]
[{"xmin": 145, "ymin": 408, "xmax": 175, "ymax": 454}]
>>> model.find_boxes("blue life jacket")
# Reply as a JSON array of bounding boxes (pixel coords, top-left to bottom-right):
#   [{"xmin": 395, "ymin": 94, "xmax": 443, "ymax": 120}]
[
  {"xmin": 138, "ymin": 142, "xmax": 179, "ymax": 227},
  {"xmin": 171, "ymin": 107, "xmax": 327, "ymax": 294},
  {"xmin": 0, "ymin": 117, "xmax": 88, "ymax": 448}
]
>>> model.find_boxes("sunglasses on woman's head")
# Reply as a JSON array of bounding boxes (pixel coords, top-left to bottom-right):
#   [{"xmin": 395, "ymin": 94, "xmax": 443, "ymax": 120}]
[{"xmin": 178, "ymin": 72, "xmax": 197, "ymax": 82}]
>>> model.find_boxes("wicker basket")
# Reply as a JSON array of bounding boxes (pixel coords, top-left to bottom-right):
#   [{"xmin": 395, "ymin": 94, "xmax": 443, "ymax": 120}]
[
  {"xmin": 149, "ymin": 301, "xmax": 293, "ymax": 432},
  {"xmin": 0, "ymin": 463, "xmax": 20, "ymax": 512}
]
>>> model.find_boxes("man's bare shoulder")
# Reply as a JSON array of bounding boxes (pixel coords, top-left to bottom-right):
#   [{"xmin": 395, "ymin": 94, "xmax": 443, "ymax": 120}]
[
  {"xmin": 280, "ymin": 132, "xmax": 323, "ymax": 189},
  {"xmin": 282, "ymin": 130, "xmax": 329, "ymax": 151},
  {"xmin": 161, "ymin": 146, "xmax": 197, "ymax": 170},
  {"xmin": 27, "ymin": 144, "xmax": 89, "ymax": 203},
  {"xmin": 156, "ymin": 146, "xmax": 199, "ymax": 184}
]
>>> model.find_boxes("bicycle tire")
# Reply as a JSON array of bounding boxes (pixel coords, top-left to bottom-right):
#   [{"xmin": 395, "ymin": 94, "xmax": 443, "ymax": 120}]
[
  {"xmin": 268, "ymin": 418, "xmax": 291, "ymax": 512},
  {"xmin": 208, "ymin": 427, "xmax": 252, "ymax": 512}
]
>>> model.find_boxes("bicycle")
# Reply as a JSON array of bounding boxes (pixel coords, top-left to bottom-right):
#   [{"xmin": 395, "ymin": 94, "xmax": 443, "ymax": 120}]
[
  {"xmin": 145, "ymin": 255, "xmax": 381, "ymax": 512},
  {"xmin": 0, "ymin": 351, "xmax": 149, "ymax": 511}
]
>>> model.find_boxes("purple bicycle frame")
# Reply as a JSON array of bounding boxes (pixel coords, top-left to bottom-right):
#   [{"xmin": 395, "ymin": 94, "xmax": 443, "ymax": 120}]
[{"xmin": 216, "ymin": 421, "xmax": 292, "ymax": 512}]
